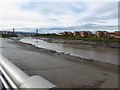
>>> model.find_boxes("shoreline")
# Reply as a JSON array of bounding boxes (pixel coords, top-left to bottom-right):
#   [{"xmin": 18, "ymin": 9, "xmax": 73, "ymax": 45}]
[
  {"xmin": 13, "ymin": 37, "xmax": 118, "ymax": 67},
  {"xmin": 18, "ymin": 37, "xmax": 118, "ymax": 65},
  {"xmin": 35, "ymin": 37, "xmax": 120, "ymax": 48}
]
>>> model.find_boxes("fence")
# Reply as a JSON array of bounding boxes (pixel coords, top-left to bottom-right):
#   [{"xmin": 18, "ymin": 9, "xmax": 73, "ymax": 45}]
[{"xmin": 0, "ymin": 55, "xmax": 57, "ymax": 89}]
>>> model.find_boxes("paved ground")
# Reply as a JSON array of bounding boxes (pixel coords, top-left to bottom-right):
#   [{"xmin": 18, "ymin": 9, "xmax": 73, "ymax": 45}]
[{"xmin": 0, "ymin": 38, "xmax": 118, "ymax": 88}]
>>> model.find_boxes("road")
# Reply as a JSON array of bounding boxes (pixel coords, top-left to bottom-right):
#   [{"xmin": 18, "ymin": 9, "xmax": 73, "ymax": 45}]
[{"xmin": 0, "ymin": 38, "xmax": 118, "ymax": 88}]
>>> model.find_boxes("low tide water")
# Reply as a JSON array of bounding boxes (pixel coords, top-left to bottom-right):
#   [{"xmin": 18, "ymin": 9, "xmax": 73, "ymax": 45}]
[{"xmin": 20, "ymin": 38, "xmax": 118, "ymax": 65}]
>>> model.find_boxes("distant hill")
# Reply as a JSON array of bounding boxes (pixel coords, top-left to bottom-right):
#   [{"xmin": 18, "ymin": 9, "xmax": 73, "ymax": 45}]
[{"xmin": 15, "ymin": 31, "xmax": 36, "ymax": 34}]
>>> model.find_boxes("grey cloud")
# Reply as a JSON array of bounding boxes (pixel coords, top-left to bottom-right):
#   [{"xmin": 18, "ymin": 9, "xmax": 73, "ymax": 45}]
[
  {"xmin": 48, "ymin": 18, "xmax": 58, "ymax": 21},
  {"xmin": 36, "ymin": 2, "xmax": 68, "ymax": 16},
  {"xmin": 47, "ymin": 18, "xmax": 61, "ymax": 24},
  {"xmin": 65, "ymin": 23, "xmax": 118, "ymax": 31},
  {"xmin": 96, "ymin": 9, "xmax": 118, "ymax": 20},
  {"xmin": 94, "ymin": 2, "xmax": 118, "ymax": 15},
  {"xmin": 78, "ymin": 2, "xmax": 118, "ymax": 24},
  {"xmin": 97, "ymin": 21, "xmax": 107, "ymax": 23}
]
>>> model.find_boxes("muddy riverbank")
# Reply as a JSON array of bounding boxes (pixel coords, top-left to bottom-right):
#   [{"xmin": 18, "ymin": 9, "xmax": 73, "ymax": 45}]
[
  {"xmin": 1, "ymin": 38, "xmax": 118, "ymax": 88},
  {"xmin": 13, "ymin": 39, "xmax": 119, "ymax": 72},
  {"xmin": 20, "ymin": 37, "xmax": 118, "ymax": 65},
  {"xmin": 36, "ymin": 37, "xmax": 120, "ymax": 48}
]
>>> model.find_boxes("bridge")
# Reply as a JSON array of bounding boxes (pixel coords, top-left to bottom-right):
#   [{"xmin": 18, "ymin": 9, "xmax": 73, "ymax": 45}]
[{"xmin": 0, "ymin": 55, "xmax": 57, "ymax": 89}]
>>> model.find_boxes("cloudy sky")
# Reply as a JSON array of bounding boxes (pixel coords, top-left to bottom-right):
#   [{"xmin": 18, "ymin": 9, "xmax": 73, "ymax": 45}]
[{"xmin": 0, "ymin": 0, "xmax": 118, "ymax": 33}]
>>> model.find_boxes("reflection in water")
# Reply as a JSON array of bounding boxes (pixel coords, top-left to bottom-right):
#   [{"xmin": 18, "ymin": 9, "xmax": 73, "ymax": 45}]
[{"xmin": 20, "ymin": 38, "xmax": 118, "ymax": 65}]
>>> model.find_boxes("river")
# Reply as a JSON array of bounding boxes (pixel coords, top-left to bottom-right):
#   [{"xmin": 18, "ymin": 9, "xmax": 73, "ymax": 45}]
[{"xmin": 20, "ymin": 37, "xmax": 118, "ymax": 65}]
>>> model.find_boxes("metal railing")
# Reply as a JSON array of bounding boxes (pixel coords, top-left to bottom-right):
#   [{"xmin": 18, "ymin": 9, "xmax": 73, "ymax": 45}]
[{"xmin": 0, "ymin": 55, "xmax": 57, "ymax": 89}]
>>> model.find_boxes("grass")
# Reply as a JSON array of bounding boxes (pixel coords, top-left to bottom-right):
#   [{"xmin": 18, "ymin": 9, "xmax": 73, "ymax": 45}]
[
  {"xmin": 34, "ymin": 34, "xmax": 120, "ymax": 43},
  {"xmin": 1, "ymin": 33, "xmax": 120, "ymax": 43}
]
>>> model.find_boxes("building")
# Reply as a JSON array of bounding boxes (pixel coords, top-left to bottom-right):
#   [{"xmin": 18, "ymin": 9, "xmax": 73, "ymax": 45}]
[
  {"xmin": 114, "ymin": 31, "xmax": 120, "ymax": 36},
  {"xmin": 114, "ymin": 31, "xmax": 120, "ymax": 38},
  {"xmin": 87, "ymin": 31, "xmax": 93, "ymax": 36},
  {"xmin": 108, "ymin": 32, "xmax": 114, "ymax": 37},
  {"xmin": 2, "ymin": 31, "xmax": 9, "ymax": 35},
  {"xmin": 1, "ymin": 31, "xmax": 15, "ymax": 35},
  {"xmin": 62, "ymin": 32, "xmax": 68, "ymax": 35},
  {"xmin": 58, "ymin": 32, "xmax": 64, "ymax": 35},
  {"xmin": 67, "ymin": 32, "xmax": 73, "ymax": 36},
  {"xmin": 80, "ymin": 31, "xmax": 88, "ymax": 37},
  {"xmin": 73, "ymin": 31, "xmax": 80, "ymax": 36},
  {"xmin": 73, "ymin": 31, "xmax": 93, "ymax": 37},
  {"xmin": 59, "ymin": 31, "xmax": 73, "ymax": 36},
  {"xmin": 96, "ymin": 31, "xmax": 108, "ymax": 37},
  {"xmin": 80, "ymin": 31, "xmax": 92, "ymax": 37}
]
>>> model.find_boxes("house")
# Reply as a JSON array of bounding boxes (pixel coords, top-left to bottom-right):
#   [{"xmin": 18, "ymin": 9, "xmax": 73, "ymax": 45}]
[
  {"xmin": 80, "ymin": 31, "xmax": 92, "ymax": 37},
  {"xmin": 108, "ymin": 32, "xmax": 114, "ymax": 37},
  {"xmin": 87, "ymin": 31, "xmax": 93, "ymax": 36},
  {"xmin": 59, "ymin": 31, "xmax": 73, "ymax": 36},
  {"xmin": 80, "ymin": 31, "xmax": 87, "ymax": 36},
  {"xmin": 67, "ymin": 32, "xmax": 73, "ymax": 36},
  {"xmin": 58, "ymin": 32, "xmax": 64, "ymax": 35},
  {"xmin": 73, "ymin": 31, "xmax": 80, "ymax": 36},
  {"xmin": 114, "ymin": 31, "xmax": 120, "ymax": 38},
  {"xmin": 96, "ymin": 31, "xmax": 108, "ymax": 37},
  {"xmin": 114, "ymin": 31, "xmax": 120, "ymax": 36}
]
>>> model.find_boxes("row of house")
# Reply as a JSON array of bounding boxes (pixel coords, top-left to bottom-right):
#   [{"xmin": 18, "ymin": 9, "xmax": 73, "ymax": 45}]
[
  {"xmin": 59, "ymin": 31, "xmax": 93, "ymax": 37},
  {"xmin": 59, "ymin": 31, "xmax": 120, "ymax": 38},
  {"xmin": 96, "ymin": 31, "xmax": 120, "ymax": 38}
]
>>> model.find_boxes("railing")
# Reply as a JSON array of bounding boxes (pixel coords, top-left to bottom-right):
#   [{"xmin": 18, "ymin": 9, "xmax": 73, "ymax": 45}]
[{"xmin": 0, "ymin": 55, "xmax": 57, "ymax": 89}]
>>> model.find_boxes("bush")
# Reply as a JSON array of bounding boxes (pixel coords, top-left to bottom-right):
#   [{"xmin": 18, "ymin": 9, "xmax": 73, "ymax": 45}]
[{"xmin": 35, "ymin": 34, "xmax": 120, "ymax": 43}]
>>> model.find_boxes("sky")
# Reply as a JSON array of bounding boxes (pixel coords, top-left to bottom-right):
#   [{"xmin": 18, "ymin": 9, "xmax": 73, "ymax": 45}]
[{"xmin": 0, "ymin": 0, "xmax": 119, "ymax": 33}]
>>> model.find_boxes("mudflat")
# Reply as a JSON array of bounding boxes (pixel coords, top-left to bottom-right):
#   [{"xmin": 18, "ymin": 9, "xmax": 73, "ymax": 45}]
[{"xmin": 1, "ymin": 38, "xmax": 118, "ymax": 88}]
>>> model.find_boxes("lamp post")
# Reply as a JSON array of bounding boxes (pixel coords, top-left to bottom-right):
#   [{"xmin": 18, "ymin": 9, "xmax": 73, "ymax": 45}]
[
  {"xmin": 36, "ymin": 29, "xmax": 38, "ymax": 35},
  {"xmin": 13, "ymin": 28, "xmax": 15, "ymax": 35}
]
